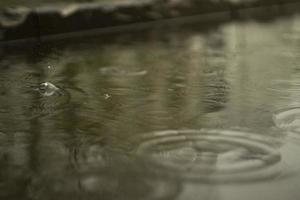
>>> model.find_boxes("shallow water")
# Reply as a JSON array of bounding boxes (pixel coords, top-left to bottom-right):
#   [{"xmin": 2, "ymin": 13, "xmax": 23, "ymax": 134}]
[{"xmin": 1, "ymin": 13, "xmax": 300, "ymax": 200}]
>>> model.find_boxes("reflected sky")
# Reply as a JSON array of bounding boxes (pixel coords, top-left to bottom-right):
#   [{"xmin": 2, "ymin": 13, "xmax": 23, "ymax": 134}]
[{"xmin": 1, "ymin": 13, "xmax": 300, "ymax": 200}]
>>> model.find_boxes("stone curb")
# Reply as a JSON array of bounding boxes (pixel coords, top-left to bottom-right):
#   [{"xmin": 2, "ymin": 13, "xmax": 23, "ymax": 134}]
[{"xmin": 0, "ymin": 0, "xmax": 299, "ymax": 41}]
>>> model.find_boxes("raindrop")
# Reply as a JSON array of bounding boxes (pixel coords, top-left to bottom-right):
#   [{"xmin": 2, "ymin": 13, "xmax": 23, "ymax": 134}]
[
  {"xmin": 36, "ymin": 82, "xmax": 60, "ymax": 97},
  {"xmin": 104, "ymin": 93, "xmax": 111, "ymax": 100},
  {"xmin": 133, "ymin": 129, "xmax": 282, "ymax": 183},
  {"xmin": 27, "ymin": 82, "xmax": 71, "ymax": 118}
]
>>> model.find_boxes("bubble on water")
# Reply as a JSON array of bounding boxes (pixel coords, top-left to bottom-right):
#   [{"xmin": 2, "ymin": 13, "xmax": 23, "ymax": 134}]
[
  {"xmin": 36, "ymin": 82, "xmax": 60, "ymax": 97},
  {"xmin": 0, "ymin": 80, "xmax": 72, "ymax": 120},
  {"xmin": 273, "ymin": 107, "xmax": 300, "ymax": 134},
  {"xmin": 99, "ymin": 66, "xmax": 147, "ymax": 77},
  {"xmin": 0, "ymin": 68, "xmax": 78, "ymax": 120},
  {"xmin": 27, "ymin": 82, "xmax": 71, "ymax": 119},
  {"xmin": 133, "ymin": 129, "xmax": 282, "ymax": 183}
]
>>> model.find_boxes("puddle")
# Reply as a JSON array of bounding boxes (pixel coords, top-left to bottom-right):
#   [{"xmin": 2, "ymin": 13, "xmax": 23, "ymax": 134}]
[
  {"xmin": 2, "ymin": 10, "xmax": 300, "ymax": 200},
  {"xmin": 133, "ymin": 129, "xmax": 283, "ymax": 183}
]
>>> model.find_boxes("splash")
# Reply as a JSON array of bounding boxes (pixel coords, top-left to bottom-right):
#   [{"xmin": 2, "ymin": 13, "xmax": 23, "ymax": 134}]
[
  {"xmin": 37, "ymin": 82, "xmax": 60, "ymax": 97},
  {"xmin": 27, "ymin": 82, "xmax": 71, "ymax": 118}
]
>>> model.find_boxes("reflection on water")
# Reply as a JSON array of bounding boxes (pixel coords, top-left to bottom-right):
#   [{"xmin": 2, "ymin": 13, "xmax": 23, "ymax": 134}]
[
  {"xmin": 2, "ymin": 13, "xmax": 300, "ymax": 200},
  {"xmin": 29, "ymin": 149, "xmax": 182, "ymax": 200}
]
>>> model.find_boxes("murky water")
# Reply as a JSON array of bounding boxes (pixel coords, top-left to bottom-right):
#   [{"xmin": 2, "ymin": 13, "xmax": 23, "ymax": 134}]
[{"xmin": 1, "ymin": 12, "xmax": 300, "ymax": 200}]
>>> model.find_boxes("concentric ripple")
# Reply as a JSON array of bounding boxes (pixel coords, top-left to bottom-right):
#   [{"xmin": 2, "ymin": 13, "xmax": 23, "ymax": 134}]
[
  {"xmin": 0, "ymin": 74, "xmax": 72, "ymax": 120},
  {"xmin": 26, "ymin": 82, "xmax": 71, "ymax": 119},
  {"xmin": 134, "ymin": 129, "xmax": 282, "ymax": 183},
  {"xmin": 273, "ymin": 107, "xmax": 300, "ymax": 134}
]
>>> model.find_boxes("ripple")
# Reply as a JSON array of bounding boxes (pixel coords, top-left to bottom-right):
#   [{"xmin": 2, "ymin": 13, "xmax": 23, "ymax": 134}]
[
  {"xmin": 134, "ymin": 129, "xmax": 282, "ymax": 183},
  {"xmin": 273, "ymin": 107, "xmax": 300, "ymax": 134},
  {"xmin": 26, "ymin": 82, "xmax": 71, "ymax": 119},
  {"xmin": 35, "ymin": 82, "xmax": 61, "ymax": 97},
  {"xmin": 0, "ymin": 76, "xmax": 72, "ymax": 119},
  {"xmin": 99, "ymin": 66, "xmax": 147, "ymax": 77}
]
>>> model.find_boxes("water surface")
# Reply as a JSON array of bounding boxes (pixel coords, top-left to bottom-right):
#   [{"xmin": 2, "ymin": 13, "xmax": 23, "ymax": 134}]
[{"xmin": 1, "ymin": 13, "xmax": 300, "ymax": 200}]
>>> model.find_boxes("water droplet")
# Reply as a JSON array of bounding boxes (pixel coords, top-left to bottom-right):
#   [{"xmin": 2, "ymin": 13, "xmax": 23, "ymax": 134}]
[
  {"xmin": 133, "ymin": 129, "xmax": 282, "ymax": 183},
  {"xmin": 104, "ymin": 93, "xmax": 111, "ymax": 99},
  {"xmin": 27, "ymin": 82, "xmax": 71, "ymax": 118},
  {"xmin": 37, "ymin": 82, "xmax": 60, "ymax": 97}
]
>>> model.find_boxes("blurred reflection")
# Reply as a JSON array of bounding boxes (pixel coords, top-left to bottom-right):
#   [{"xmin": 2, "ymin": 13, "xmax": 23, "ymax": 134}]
[{"xmin": 28, "ymin": 147, "xmax": 182, "ymax": 200}]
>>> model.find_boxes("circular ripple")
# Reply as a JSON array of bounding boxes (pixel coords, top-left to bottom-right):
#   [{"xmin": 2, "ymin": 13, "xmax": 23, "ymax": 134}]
[
  {"xmin": 99, "ymin": 66, "xmax": 147, "ymax": 77},
  {"xmin": 26, "ymin": 83, "xmax": 71, "ymax": 119},
  {"xmin": 0, "ymin": 77, "xmax": 71, "ymax": 120},
  {"xmin": 134, "ymin": 129, "xmax": 282, "ymax": 183},
  {"xmin": 273, "ymin": 107, "xmax": 300, "ymax": 134}
]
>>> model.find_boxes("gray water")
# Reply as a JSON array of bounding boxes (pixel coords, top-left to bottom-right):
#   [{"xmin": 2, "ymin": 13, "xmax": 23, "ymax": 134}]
[{"xmin": 1, "ymin": 13, "xmax": 300, "ymax": 200}]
